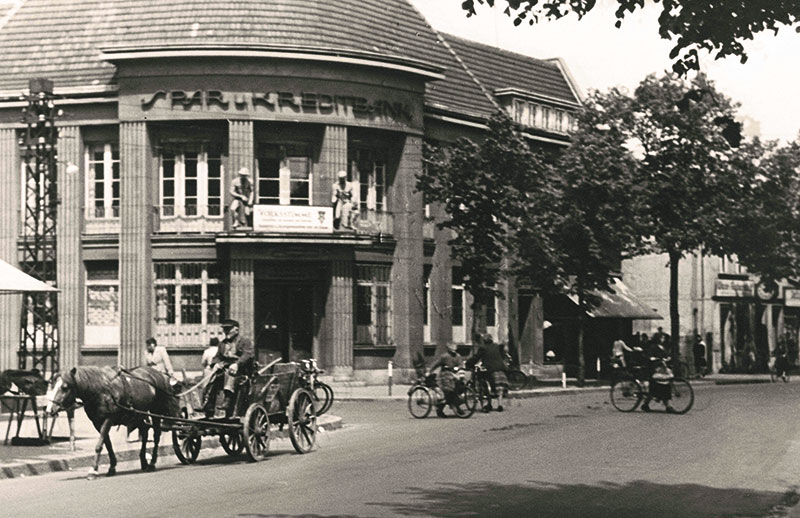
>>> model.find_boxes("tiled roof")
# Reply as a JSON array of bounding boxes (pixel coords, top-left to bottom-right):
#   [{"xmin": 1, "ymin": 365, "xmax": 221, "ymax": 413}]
[
  {"xmin": 441, "ymin": 33, "xmax": 580, "ymax": 107},
  {"xmin": 0, "ymin": 0, "xmax": 579, "ymax": 121},
  {"xmin": 0, "ymin": 0, "xmax": 446, "ymax": 92}
]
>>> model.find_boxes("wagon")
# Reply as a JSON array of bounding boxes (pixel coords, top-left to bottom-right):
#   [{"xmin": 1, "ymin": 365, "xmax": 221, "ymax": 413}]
[{"xmin": 166, "ymin": 359, "xmax": 318, "ymax": 463}]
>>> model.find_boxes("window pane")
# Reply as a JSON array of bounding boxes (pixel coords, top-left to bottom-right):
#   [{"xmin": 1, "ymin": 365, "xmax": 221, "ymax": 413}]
[
  {"xmin": 181, "ymin": 263, "xmax": 202, "ymax": 279},
  {"xmin": 452, "ymin": 288, "xmax": 463, "ymax": 326},
  {"xmin": 87, "ymin": 285, "xmax": 119, "ymax": 325},
  {"xmin": 375, "ymin": 285, "xmax": 390, "ymax": 344},
  {"xmin": 290, "ymin": 182, "xmax": 309, "ymax": 204},
  {"xmin": 155, "ymin": 285, "xmax": 176, "ymax": 324},
  {"xmin": 155, "ymin": 263, "xmax": 176, "ymax": 280},
  {"xmin": 181, "ymin": 284, "xmax": 202, "ymax": 324},
  {"xmin": 356, "ymin": 285, "xmax": 372, "ymax": 326},
  {"xmin": 207, "ymin": 284, "xmax": 223, "ymax": 324}
]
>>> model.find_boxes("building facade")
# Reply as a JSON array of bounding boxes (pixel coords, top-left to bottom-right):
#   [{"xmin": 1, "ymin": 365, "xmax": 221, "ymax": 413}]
[{"xmin": 0, "ymin": 0, "xmax": 584, "ymax": 380}]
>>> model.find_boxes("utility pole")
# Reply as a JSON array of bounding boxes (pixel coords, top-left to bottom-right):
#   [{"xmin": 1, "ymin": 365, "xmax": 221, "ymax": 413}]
[{"xmin": 17, "ymin": 78, "xmax": 59, "ymax": 379}]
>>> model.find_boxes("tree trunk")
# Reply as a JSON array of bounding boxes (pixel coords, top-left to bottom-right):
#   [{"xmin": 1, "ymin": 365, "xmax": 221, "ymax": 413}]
[
  {"xmin": 577, "ymin": 292, "xmax": 586, "ymax": 387},
  {"xmin": 669, "ymin": 249, "xmax": 681, "ymax": 362}
]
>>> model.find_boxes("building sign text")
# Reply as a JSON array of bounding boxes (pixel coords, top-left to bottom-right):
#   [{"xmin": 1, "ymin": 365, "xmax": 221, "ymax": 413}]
[{"xmin": 253, "ymin": 205, "xmax": 333, "ymax": 234}]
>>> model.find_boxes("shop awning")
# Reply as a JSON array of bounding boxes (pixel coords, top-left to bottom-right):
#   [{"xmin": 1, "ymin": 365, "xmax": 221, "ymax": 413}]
[
  {"xmin": 0, "ymin": 260, "xmax": 58, "ymax": 294},
  {"xmin": 568, "ymin": 278, "xmax": 661, "ymax": 320}
]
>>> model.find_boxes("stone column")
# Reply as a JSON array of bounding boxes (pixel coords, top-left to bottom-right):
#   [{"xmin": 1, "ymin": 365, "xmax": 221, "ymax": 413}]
[
  {"xmin": 429, "ymin": 211, "xmax": 452, "ymax": 354},
  {"xmin": 229, "ymin": 258, "xmax": 254, "ymax": 339},
  {"xmin": 56, "ymin": 126, "xmax": 84, "ymax": 370},
  {"xmin": 327, "ymin": 259, "xmax": 354, "ymax": 377},
  {"xmin": 317, "ymin": 125, "xmax": 347, "ymax": 206},
  {"xmin": 119, "ymin": 121, "xmax": 153, "ymax": 368},
  {"xmin": 391, "ymin": 135, "xmax": 424, "ymax": 369},
  {"xmin": 228, "ymin": 120, "xmax": 254, "ymax": 226},
  {"xmin": 0, "ymin": 128, "xmax": 21, "ymax": 371}
]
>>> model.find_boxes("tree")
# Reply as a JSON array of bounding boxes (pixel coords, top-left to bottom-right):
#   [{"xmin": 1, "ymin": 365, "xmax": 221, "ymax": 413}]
[
  {"xmin": 724, "ymin": 139, "xmax": 800, "ymax": 286},
  {"xmin": 460, "ymin": 0, "xmax": 800, "ymax": 75},
  {"xmin": 624, "ymin": 73, "xmax": 744, "ymax": 360},
  {"xmin": 418, "ymin": 113, "xmax": 557, "ymax": 345}
]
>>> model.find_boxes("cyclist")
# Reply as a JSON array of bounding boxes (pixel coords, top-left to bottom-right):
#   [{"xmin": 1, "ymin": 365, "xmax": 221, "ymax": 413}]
[
  {"xmin": 427, "ymin": 343, "xmax": 464, "ymax": 417},
  {"xmin": 641, "ymin": 338, "xmax": 675, "ymax": 413},
  {"xmin": 467, "ymin": 334, "xmax": 508, "ymax": 412}
]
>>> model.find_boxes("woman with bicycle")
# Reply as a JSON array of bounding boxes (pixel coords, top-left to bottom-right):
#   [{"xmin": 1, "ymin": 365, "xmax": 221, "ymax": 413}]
[
  {"xmin": 641, "ymin": 337, "xmax": 676, "ymax": 413},
  {"xmin": 467, "ymin": 334, "xmax": 508, "ymax": 412}
]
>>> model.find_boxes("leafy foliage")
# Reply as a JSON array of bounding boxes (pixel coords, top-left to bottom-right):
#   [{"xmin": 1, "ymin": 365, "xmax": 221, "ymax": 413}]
[{"xmin": 460, "ymin": 0, "xmax": 800, "ymax": 74}]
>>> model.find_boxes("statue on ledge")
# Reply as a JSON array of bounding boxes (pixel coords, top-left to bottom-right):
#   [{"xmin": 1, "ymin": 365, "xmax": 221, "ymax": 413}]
[
  {"xmin": 332, "ymin": 170, "xmax": 355, "ymax": 230},
  {"xmin": 230, "ymin": 167, "xmax": 254, "ymax": 229}
]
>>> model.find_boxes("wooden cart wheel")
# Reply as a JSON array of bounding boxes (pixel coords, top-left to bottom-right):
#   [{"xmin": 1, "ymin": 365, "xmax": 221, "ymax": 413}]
[
  {"xmin": 172, "ymin": 427, "xmax": 201, "ymax": 464},
  {"xmin": 243, "ymin": 403, "xmax": 270, "ymax": 462},
  {"xmin": 287, "ymin": 389, "xmax": 317, "ymax": 454},
  {"xmin": 219, "ymin": 431, "xmax": 244, "ymax": 456}
]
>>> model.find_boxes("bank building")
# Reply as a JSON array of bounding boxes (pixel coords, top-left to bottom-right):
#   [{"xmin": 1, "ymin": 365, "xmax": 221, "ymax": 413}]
[{"xmin": 0, "ymin": 0, "xmax": 649, "ymax": 381}]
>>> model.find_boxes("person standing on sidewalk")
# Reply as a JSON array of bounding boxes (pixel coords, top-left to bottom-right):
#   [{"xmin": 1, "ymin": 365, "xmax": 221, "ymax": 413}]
[{"xmin": 143, "ymin": 337, "xmax": 174, "ymax": 378}]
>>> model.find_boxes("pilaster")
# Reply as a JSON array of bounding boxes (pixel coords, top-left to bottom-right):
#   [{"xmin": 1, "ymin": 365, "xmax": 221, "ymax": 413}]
[
  {"xmin": 391, "ymin": 135, "xmax": 424, "ymax": 368},
  {"xmin": 0, "ymin": 128, "xmax": 20, "ymax": 371},
  {"xmin": 327, "ymin": 259, "xmax": 354, "ymax": 377},
  {"xmin": 317, "ymin": 125, "xmax": 347, "ymax": 205},
  {"xmin": 229, "ymin": 258, "xmax": 255, "ymax": 339},
  {"xmin": 228, "ymin": 120, "xmax": 254, "ymax": 224},
  {"xmin": 119, "ymin": 121, "xmax": 153, "ymax": 368},
  {"xmin": 56, "ymin": 126, "xmax": 84, "ymax": 369}
]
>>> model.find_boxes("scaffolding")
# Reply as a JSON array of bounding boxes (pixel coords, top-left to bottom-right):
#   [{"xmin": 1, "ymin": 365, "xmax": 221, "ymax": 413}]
[{"xmin": 17, "ymin": 78, "xmax": 59, "ymax": 378}]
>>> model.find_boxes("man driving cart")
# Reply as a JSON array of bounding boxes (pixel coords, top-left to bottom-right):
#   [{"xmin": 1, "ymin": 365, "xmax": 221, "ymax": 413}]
[{"xmin": 202, "ymin": 318, "xmax": 255, "ymax": 417}]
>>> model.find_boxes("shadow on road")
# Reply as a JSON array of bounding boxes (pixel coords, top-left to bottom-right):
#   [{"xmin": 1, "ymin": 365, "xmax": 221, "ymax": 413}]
[{"xmin": 368, "ymin": 480, "xmax": 793, "ymax": 518}]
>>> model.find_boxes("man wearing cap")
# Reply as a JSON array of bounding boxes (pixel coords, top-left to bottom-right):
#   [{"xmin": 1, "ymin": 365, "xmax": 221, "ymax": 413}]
[
  {"xmin": 209, "ymin": 318, "xmax": 255, "ymax": 417},
  {"xmin": 230, "ymin": 167, "xmax": 254, "ymax": 229},
  {"xmin": 331, "ymin": 170, "xmax": 354, "ymax": 229}
]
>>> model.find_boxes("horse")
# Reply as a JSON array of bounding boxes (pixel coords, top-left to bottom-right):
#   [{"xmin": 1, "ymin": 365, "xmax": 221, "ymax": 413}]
[{"xmin": 47, "ymin": 365, "xmax": 180, "ymax": 479}]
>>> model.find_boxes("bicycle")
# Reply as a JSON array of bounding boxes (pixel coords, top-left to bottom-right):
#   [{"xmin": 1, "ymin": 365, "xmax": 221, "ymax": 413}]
[
  {"xmin": 609, "ymin": 357, "xmax": 694, "ymax": 414},
  {"xmin": 466, "ymin": 361, "xmax": 493, "ymax": 412},
  {"xmin": 298, "ymin": 359, "xmax": 334, "ymax": 416},
  {"xmin": 407, "ymin": 371, "xmax": 476, "ymax": 419}
]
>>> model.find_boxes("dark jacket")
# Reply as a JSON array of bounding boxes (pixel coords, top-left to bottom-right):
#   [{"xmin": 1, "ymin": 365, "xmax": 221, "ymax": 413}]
[
  {"xmin": 430, "ymin": 351, "xmax": 462, "ymax": 372},
  {"xmin": 467, "ymin": 343, "xmax": 506, "ymax": 373},
  {"xmin": 213, "ymin": 333, "xmax": 255, "ymax": 372}
]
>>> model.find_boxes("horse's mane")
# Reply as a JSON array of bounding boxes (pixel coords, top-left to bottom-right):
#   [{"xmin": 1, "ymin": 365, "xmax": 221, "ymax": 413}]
[{"xmin": 69, "ymin": 366, "xmax": 118, "ymax": 397}]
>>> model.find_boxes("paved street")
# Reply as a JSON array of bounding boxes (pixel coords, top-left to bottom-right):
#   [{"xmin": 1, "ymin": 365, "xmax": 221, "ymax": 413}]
[{"xmin": 2, "ymin": 382, "xmax": 800, "ymax": 518}]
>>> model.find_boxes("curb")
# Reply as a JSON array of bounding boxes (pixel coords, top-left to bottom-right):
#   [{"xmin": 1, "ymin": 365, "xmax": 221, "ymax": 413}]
[{"xmin": 0, "ymin": 414, "xmax": 342, "ymax": 481}]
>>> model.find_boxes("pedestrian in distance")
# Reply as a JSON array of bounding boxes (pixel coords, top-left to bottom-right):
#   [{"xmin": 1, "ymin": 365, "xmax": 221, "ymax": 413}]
[
  {"xmin": 693, "ymin": 334, "xmax": 707, "ymax": 377},
  {"xmin": 612, "ymin": 338, "xmax": 635, "ymax": 369}
]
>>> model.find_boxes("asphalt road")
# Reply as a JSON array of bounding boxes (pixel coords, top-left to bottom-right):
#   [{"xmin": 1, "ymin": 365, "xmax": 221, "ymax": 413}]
[{"xmin": 2, "ymin": 382, "xmax": 800, "ymax": 518}]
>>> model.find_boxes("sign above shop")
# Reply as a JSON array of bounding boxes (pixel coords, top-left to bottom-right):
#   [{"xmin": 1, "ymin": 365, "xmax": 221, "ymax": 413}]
[
  {"xmin": 139, "ymin": 89, "xmax": 414, "ymax": 124},
  {"xmin": 253, "ymin": 205, "xmax": 333, "ymax": 234},
  {"xmin": 785, "ymin": 288, "xmax": 800, "ymax": 307},
  {"xmin": 715, "ymin": 278, "xmax": 754, "ymax": 298}
]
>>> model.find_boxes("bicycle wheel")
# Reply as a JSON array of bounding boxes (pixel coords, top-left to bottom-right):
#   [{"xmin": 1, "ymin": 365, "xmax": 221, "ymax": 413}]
[
  {"xmin": 669, "ymin": 378, "xmax": 694, "ymax": 414},
  {"xmin": 313, "ymin": 382, "xmax": 334, "ymax": 415},
  {"xmin": 477, "ymin": 379, "xmax": 493, "ymax": 412},
  {"xmin": 407, "ymin": 386, "xmax": 432, "ymax": 419},
  {"xmin": 453, "ymin": 386, "xmax": 476, "ymax": 418},
  {"xmin": 507, "ymin": 370, "xmax": 527, "ymax": 391},
  {"xmin": 610, "ymin": 378, "xmax": 642, "ymax": 412}
]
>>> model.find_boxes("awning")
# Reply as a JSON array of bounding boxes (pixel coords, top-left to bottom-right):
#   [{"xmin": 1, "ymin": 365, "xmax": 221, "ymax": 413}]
[
  {"xmin": 0, "ymin": 260, "xmax": 58, "ymax": 293},
  {"xmin": 568, "ymin": 278, "xmax": 661, "ymax": 320}
]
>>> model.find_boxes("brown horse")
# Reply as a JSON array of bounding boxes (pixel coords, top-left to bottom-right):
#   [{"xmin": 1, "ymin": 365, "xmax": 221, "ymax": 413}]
[{"xmin": 47, "ymin": 366, "xmax": 179, "ymax": 479}]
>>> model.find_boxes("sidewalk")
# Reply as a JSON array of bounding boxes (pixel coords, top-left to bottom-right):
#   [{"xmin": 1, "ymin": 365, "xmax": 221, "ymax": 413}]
[{"xmin": 0, "ymin": 409, "xmax": 342, "ymax": 480}]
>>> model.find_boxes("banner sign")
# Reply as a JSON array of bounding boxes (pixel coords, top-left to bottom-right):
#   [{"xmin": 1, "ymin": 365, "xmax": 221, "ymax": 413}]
[
  {"xmin": 785, "ymin": 288, "xmax": 800, "ymax": 307},
  {"xmin": 253, "ymin": 205, "xmax": 333, "ymax": 234},
  {"xmin": 715, "ymin": 278, "xmax": 754, "ymax": 298}
]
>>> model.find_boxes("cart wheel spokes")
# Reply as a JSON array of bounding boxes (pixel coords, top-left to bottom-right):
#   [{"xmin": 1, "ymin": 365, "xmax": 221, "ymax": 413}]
[
  {"xmin": 288, "ymin": 389, "xmax": 317, "ymax": 454},
  {"xmin": 220, "ymin": 431, "xmax": 244, "ymax": 456},
  {"xmin": 172, "ymin": 428, "xmax": 201, "ymax": 464},
  {"xmin": 243, "ymin": 403, "xmax": 270, "ymax": 462}
]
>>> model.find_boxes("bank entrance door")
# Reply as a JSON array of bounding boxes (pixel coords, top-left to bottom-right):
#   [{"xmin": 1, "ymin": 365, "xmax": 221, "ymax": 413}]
[{"xmin": 255, "ymin": 283, "xmax": 314, "ymax": 363}]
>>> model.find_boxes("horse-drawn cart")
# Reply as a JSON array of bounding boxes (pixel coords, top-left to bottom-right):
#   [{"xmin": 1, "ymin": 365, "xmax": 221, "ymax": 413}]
[{"xmin": 166, "ymin": 360, "xmax": 318, "ymax": 463}]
